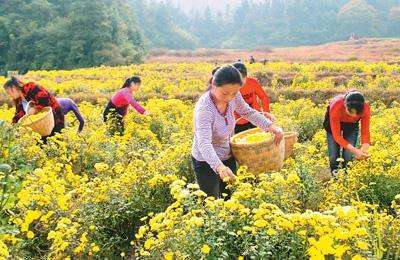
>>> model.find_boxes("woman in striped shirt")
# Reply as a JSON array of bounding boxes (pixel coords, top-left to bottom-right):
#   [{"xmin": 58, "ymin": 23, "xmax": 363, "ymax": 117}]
[{"xmin": 192, "ymin": 65, "xmax": 283, "ymax": 198}]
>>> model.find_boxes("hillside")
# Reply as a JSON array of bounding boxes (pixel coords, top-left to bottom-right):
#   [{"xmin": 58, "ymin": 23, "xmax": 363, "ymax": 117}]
[{"xmin": 148, "ymin": 38, "xmax": 400, "ymax": 63}]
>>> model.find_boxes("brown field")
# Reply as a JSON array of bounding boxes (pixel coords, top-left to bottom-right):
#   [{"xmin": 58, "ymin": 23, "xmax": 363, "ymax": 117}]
[{"xmin": 147, "ymin": 38, "xmax": 400, "ymax": 63}]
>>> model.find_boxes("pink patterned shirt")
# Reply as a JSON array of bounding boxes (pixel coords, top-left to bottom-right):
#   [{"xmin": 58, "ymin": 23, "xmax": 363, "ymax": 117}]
[{"xmin": 111, "ymin": 88, "xmax": 146, "ymax": 115}]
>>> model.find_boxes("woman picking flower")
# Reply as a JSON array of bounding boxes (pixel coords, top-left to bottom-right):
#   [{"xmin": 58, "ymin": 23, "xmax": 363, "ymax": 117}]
[
  {"xmin": 57, "ymin": 98, "xmax": 85, "ymax": 133},
  {"xmin": 192, "ymin": 65, "xmax": 283, "ymax": 198},
  {"xmin": 3, "ymin": 77, "xmax": 65, "ymax": 140},
  {"xmin": 323, "ymin": 91, "xmax": 371, "ymax": 176},
  {"xmin": 103, "ymin": 76, "xmax": 149, "ymax": 135}
]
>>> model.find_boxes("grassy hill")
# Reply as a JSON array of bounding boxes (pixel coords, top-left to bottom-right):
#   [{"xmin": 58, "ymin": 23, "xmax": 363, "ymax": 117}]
[{"xmin": 148, "ymin": 38, "xmax": 400, "ymax": 63}]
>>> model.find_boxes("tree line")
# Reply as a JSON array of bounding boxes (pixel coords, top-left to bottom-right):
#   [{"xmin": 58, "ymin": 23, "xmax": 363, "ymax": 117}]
[
  {"xmin": 134, "ymin": 0, "xmax": 400, "ymax": 49},
  {"xmin": 1, "ymin": 0, "xmax": 399, "ymax": 73},
  {"xmin": 0, "ymin": 0, "xmax": 145, "ymax": 73}
]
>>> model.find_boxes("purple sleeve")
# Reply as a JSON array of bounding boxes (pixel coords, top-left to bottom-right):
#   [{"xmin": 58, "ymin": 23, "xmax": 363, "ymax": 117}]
[
  {"xmin": 194, "ymin": 105, "xmax": 223, "ymax": 172},
  {"xmin": 125, "ymin": 94, "xmax": 146, "ymax": 114},
  {"xmin": 234, "ymin": 93, "xmax": 272, "ymax": 131},
  {"xmin": 70, "ymin": 102, "xmax": 85, "ymax": 132}
]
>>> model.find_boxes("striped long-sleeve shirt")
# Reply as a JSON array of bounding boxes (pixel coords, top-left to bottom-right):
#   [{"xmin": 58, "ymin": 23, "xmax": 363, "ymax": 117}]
[{"xmin": 192, "ymin": 91, "xmax": 273, "ymax": 172}]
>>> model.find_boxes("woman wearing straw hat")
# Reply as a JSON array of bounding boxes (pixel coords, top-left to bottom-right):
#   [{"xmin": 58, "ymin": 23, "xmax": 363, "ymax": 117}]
[
  {"xmin": 192, "ymin": 65, "xmax": 283, "ymax": 198},
  {"xmin": 323, "ymin": 90, "xmax": 371, "ymax": 176},
  {"xmin": 3, "ymin": 77, "xmax": 65, "ymax": 139}
]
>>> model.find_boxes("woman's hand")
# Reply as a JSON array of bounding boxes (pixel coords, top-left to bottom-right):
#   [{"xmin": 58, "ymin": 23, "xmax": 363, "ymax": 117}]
[
  {"xmin": 27, "ymin": 107, "xmax": 37, "ymax": 115},
  {"xmin": 216, "ymin": 164, "xmax": 235, "ymax": 182},
  {"xmin": 268, "ymin": 124, "xmax": 284, "ymax": 145},
  {"xmin": 144, "ymin": 110, "xmax": 151, "ymax": 116},
  {"xmin": 354, "ymin": 148, "xmax": 370, "ymax": 160},
  {"xmin": 346, "ymin": 143, "xmax": 370, "ymax": 160},
  {"xmin": 265, "ymin": 112, "xmax": 276, "ymax": 122},
  {"xmin": 360, "ymin": 143, "xmax": 370, "ymax": 155}
]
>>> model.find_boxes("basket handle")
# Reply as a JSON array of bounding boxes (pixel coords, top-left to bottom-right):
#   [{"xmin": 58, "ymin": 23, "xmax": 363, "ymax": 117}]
[
  {"xmin": 236, "ymin": 110, "xmax": 270, "ymax": 124},
  {"xmin": 23, "ymin": 101, "xmax": 36, "ymax": 124},
  {"xmin": 25, "ymin": 101, "xmax": 35, "ymax": 114}
]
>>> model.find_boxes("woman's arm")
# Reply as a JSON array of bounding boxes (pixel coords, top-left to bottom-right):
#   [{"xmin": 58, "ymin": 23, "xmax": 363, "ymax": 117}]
[
  {"xmin": 254, "ymin": 82, "xmax": 276, "ymax": 121},
  {"xmin": 235, "ymin": 93, "xmax": 283, "ymax": 144},
  {"xmin": 12, "ymin": 102, "xmax": 25, "ymax": 124},
  {"xmin": 194, "ymin": 106, "xmax": 223, "ymax": 172},
  {"xmin": 126, "ymin": 95, "xmax": 146, "ymax": 114},
  {"xmin": 234, "ymin": 93, "xmax": 272, "ymax": 131},
  {"xmin": 71, "ymin": 102, "xmax": 85, "ymax": 132},
  {"xmin": 254, "ymin": 80, "xmax": 270, "ymax": 112},
  {"xmin": 360, "ymin": 104, "xmax": 371, "ymax": 145},
  {"xmin": 360, "ymin": 104, "xmax": 371, "ymax": 154}
]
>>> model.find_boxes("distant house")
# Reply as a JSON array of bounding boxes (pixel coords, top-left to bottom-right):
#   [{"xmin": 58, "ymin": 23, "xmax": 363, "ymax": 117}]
[{"xmin": 348, "ymin": 33, "xmax": 360, "ymax": 41}]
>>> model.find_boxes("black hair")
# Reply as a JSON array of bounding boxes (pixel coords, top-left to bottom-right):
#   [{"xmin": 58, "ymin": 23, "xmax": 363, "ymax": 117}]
[
  {"xmin": 207, "ymin": 65, "xmax": 243, "ymax": 91},
  {"xmin": 232, "ymin": 62, "xmax": 247, "ymax": 77},
  {"xmin": 345, "ymin": 91, "xmax": 365, "ymax": 114},
  {"xmin": 3, "ymin": 76, "xmax": 23, "ymax": 90},
  {"xmin": 208, "ymin": 66, "xmax": 221, "ymax": 87},
  {"xmin": 211, "ymin": 66, "xmax": 220, "ymax": 76},
  {"xmin": 213, "ymin": 65, "xmax": 243, "ymax": 87},
  {"xmin": 122, "ymin": 76, "xmax": 141, "ymax": 89}
]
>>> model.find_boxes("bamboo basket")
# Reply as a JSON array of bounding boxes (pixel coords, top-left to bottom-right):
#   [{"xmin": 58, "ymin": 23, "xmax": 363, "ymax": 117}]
[
  {"xmin": 18, "ymin": 107, "xmax": 54, "ymax": 136},
  {"xmin": 230, "ymin": 127, "xmax": 285, "ymax": 174},
  {"xmin": 284, "ymin": 132, "xmax": 298, "ymax": 160}
]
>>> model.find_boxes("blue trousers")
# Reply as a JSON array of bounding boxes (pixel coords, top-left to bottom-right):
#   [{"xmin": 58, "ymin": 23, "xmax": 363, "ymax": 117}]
[{"xmin": 326, "ymin": 128, "xmax": 359, "ymax": 172}]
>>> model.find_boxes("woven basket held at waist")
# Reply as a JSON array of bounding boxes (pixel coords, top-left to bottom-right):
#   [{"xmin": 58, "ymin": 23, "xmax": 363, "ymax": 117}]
[
  {"xmin": 230, "ymin": 127, "xmax": 285, "ymax": 175},
  {"xmin": 18, "ymin": 107, "xmax": 54, "ymax": 137}
]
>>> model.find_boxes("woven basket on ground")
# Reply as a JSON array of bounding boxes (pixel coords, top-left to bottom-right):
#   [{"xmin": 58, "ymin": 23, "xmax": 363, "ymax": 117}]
[
  {"xmin": 18, "ymin": 107, "xmax": 54, "ymax": 137},
  {"xmin": 284, "ymin": 132, "xmax": 298, "ymax": 160},
  {"xmin": 230, "ymin": 127, "xmax": 285, "ymax": 175}
]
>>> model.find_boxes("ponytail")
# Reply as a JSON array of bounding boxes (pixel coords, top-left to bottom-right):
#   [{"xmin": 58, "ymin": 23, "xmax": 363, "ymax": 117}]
[
  {"xmin": 207, "ymin": 66, "xmax": 221, "ymax": 91},
  {"xmin": 122, "ymin": 76, "xmax": 141, "ymax": 89}
]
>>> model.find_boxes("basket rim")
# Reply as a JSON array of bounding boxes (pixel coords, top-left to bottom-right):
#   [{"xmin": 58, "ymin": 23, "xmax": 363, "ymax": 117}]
[
  {"xmin": 284, "ymin": 131, "xmax": 298, "ymax": 138},
  {"xmin": 230, "ymin": 127, "xmax": 274, "ymax": 148},
  {"xmin": 18, "ymin": 107, "xmax": 53, "ymax": 127}
]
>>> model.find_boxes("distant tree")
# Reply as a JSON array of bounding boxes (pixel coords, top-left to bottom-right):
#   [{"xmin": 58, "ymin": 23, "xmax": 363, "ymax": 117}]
[
  {"xmin": 337, "ymin": 0, "xmax": 380, "ymax": 38},
  {"xmin": 0, "ymin": 0, "xmax": 146, "ymax": 73},
  {"xmin": 283, "ymin": 0, "xmax": 343, "ymax": 45},
  {"xmin": 130, "ymin": 0, "xmax": 198, "ymax": 49},
  {"xmin": 388, "ymin": 6, "xmax": 400, "ymax": 36},
  {"xmin": 0, "ymin": 18, "xmax": 9, "ymax": 70},
  {"xmin": 0, "ymin": 0, "xmax": 397, "ymax": 64}
]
